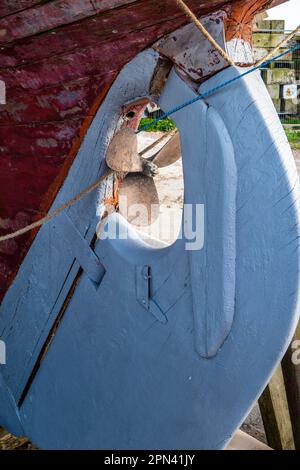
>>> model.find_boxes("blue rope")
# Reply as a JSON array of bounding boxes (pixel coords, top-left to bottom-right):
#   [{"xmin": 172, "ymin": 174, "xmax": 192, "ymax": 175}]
[{"xmin": 137, "ymin": 43, "xmax": 300, "ymax": 133}]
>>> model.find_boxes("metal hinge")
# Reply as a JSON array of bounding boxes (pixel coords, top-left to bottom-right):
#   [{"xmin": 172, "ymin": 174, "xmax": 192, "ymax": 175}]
[{"xmin": 136, "ymin": 265, "xmax": 167, "ymax": 324}]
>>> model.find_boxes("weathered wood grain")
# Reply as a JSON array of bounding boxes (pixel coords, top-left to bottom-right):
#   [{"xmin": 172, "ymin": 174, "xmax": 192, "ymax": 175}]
[
  {"xmin": 0, "ymin": 74, "xmax": 104, "ymax": 124},
  {"xmin": 0, "ymin": 72, "xmax": 113, "ymax": 300},
  {"xmin": 154, "ymin": 11, "xmax": 228, "ymax": 82},
  {"xmin": 0, "ymin": 0, "xmax": 233, "ymax": 70},
  {"xmin": 259, "ymin": 366, "xmax": 295, "ymax": 449},
  {"xmin": 0, "ymin": 1, "xmax": 42, "ymax": 18},
  {"xmin": 0, "ymin": 0, "xmax": 137, "ymax": 43},
  {"xmin": 281, "ymin": 325, "xmax": 300, "ymax": 449},
  {"xmin": 0, "ymin": 0, "xmax": 237, "ymax": 45}
]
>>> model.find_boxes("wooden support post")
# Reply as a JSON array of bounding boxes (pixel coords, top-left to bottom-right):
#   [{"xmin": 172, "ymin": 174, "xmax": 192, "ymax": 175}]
[
  {"xmin": 281, "ymin": 322, "xmax": 300, "ymax": 449},
  {"xmin": 259, "ymin": 365, "xmax": 295, "ymax": 449}
]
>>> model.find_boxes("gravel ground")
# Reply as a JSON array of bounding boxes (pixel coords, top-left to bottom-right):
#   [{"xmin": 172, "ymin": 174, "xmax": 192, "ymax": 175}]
[{"xmin": 136, "ymin": 132, "xmax": 184, "ymax": 244}]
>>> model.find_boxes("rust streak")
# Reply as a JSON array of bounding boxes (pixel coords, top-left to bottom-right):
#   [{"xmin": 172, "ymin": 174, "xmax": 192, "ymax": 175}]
[{"xmin": 225, "ymin": 0, "xmax": 273, "ymax": 43}]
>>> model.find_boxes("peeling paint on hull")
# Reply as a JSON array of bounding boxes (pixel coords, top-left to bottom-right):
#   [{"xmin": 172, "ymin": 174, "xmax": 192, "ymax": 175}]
[{"xmin": 0, "ymin": 0, "xmax": 287, "ymax": 299}]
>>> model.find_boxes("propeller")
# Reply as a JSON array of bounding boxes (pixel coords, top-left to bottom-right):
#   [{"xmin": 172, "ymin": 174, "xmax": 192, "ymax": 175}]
[
  {"xmin": 150, "ymin": 131, "xmax": 181, "ymax": 168},
  {"xmin": 105, "ymin": 128, "xmax": 141, "ymax": 174},
  {"xmin": 105, "ymin": 128, "xmax": 181, "ymax": 227},
  {"xmin": 118, "ymin": 174, "xmax": 160, "ymax": 227}
]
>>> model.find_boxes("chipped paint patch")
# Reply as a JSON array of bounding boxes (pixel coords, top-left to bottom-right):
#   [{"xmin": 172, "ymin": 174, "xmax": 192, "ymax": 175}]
[
  {"xmin": 60, "ymin": 106, "xmax": 82, "ymax": 118},
  {"xmin": 57, "ymin": 90, "xmax": 84, "ymax": 106},
  {"xmin": 226, "ymin": 38, "xmax": 254, "ymax": 64},
  {"xmin": 154, "ymin": 11, "xmax": 228, "ymax": 82},
  {"xmin": 36, "ymin": 138, "xmax": 58, "ymax": 149},
  {"xmin": 0, "ymin": 80, "xmax": 5, "ymax": 104}
]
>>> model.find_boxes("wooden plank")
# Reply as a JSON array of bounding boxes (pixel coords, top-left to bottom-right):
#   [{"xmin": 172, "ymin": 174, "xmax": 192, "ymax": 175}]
[
  {"xmin": 154, "ymin": 11, "xmax": 229, "ymax": 82},
  {"xmin": 0, "ymin": 74, "xmax": 114, "ymax": 302},
  {"xmin": 0, "ymin": 36, "xmax": 143, "ymax": 91},
  {"xmin": 0, "ymin": 433, "xmax": 29, "ymax": 450},
  {"xmin": 281, "ymin": 322, "xmax": 300, "ymax": 449},
  {"xmin": 0, "ymin": 74, "xmax": 106, "ymax": 124},
  {"xmin": 0, "ymin": 0, "xmax": 235, "ymax": 45},
  {"xmin": 259, "ymin": 365, "xmax": 295, "ymax": 449},
  {"xmin": 0, "ymin": 119, "xmax": 83, "ymax": 158},
  {"xmin": 0, "ymin": 0, "xmax": 216, "ymax": 69},
  {"xmin": 0, "ymin": 0, "xmax": 137, "ymax": 44},
  {"xmin": 226, "ymin": 430, "xmax": 271, "ymax": 450},
  {"xmin": 0, "ymin": 1, "xmax": 41, "ymax": 18}
]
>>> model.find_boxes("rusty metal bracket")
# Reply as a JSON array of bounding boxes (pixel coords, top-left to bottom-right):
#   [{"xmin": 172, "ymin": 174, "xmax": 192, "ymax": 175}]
[{"xmin": 153, "ymin": 11, "xmax": 228, "ymax": 84}]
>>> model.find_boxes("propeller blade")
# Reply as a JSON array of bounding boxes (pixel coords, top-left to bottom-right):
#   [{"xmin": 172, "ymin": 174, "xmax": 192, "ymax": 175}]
[
  {"xmin": 106, "ymin": 128, "xmax": 142, "ymax": 173},
  {"xmin": 151, "ymin": 132, "xmax": 181, "ymax": 168},
  {"xmin": 119, "ymin": 174, "xmax": 159, "ymax": 227}
]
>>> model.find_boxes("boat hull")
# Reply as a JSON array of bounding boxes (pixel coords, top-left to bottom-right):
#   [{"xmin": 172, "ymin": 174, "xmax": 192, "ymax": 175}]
[
  {"xmin": 1, "ymin": 46, "xmax": 300, "ymax": 448},
  {"xmin": 0, "ymin": 0, "xmax": 298, "ymax": 450},
  {"xmin": 0, "ymin": 0, "xmax": 282, "ymax": 300}
]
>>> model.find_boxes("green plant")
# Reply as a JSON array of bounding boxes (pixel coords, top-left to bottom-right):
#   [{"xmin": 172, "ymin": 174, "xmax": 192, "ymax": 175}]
[
  {"xmin": 285, "ymin": 129, "xmax": 300, "ymax": 150},
  {"xmin": 281, "ymin": 118, "xmax": 300, "ymax": 125},
  {"xmin": 138, "ymin": 117, "xmax": 177, "ymax": 132}
]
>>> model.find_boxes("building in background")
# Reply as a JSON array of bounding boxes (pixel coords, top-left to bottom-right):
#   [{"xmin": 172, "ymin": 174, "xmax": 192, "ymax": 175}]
[{"xmin": 253, "ymin": 18, "xmax": 300, "ymax": 122}]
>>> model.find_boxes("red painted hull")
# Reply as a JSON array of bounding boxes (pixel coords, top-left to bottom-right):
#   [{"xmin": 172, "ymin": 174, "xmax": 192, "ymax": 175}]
[{"xmin": 0, "ymin": 0, "xmax": 285, "ymax": 300}]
